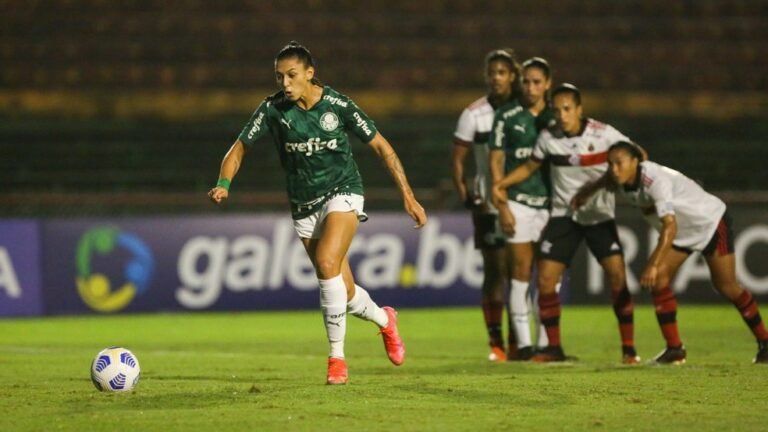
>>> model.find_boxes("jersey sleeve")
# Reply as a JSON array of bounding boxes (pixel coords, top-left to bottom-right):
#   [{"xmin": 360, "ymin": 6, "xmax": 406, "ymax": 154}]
[
  {"xmin": 454, "ymin": 108, "xmax": 476, "ymax": 143},
  {"xmin": 237, "ymin": 100, "xmax": 271, "ymax": 147},
  {"xmin": 604, "ymin": 124, "xmax": 631, "ymax": 145},
  {"xmin": 644, "ymin": 164, "xmax": 676, "ymax": 218},
  {"xmin": 487, "ymin": 111, "xmax": 506, "ymax": 151},
  {"xmin": 531, "ymin": 131, "xmax": 549, "ymax": 162},
  {"xmin": 342, "ymin": 99, "xmax": 378, "ymax": 143}
]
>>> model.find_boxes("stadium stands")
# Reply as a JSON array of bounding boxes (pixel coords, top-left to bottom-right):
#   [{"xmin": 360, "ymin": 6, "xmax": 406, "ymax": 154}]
[{"xmin": 1, "ymin": 0, "xmax": 766, "ymax": 214}]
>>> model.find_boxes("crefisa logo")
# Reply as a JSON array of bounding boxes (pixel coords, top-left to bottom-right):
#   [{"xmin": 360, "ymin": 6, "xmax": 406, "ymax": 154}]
[{"xmin": 75, "ymin": 226, "xmax": 154, "ymax": 313}]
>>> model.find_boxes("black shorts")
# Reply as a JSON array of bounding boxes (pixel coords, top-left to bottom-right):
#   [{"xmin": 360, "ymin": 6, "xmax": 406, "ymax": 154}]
[
  {"xmin": 471, "ymin": 212, "xmax": 505, "ymax": 250},
  {"xmin": 672, "ymin": 212, "xmax": 735, "ymax": 257},
  {"xmin": 538, "ymin": 217, "xmax": 623, "ymax": 265}
]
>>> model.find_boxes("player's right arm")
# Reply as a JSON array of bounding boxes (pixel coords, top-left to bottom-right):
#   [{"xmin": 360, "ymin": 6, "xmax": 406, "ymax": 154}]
[
  {"xmin": 209, "ymin": 100, "xmax": 270, "ymax": 205},
  {"xmin": 208, "ymin": 139, "xmax": 247, "ymax": 205},
  {"xmin": 492, "ymin": 158, "xmax": 541, "ymax": 205},
  {"xmin": 451, "ymin": 139, "xmax": 471, "ymax": 205}
]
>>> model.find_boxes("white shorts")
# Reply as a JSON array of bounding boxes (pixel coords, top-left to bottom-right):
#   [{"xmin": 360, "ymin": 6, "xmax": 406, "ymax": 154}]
[
  {"xmin": 293, "ymin": 193, "xmax": 368, "ymax": 239},
  {"xmin": 505, "ymin": 200, "xmax": 550, "ymax": 244}
]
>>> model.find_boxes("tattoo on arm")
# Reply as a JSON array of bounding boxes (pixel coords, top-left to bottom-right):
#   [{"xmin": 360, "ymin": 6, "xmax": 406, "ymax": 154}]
[{"xmin": 380, "ymin": 151, "xmax": 411, "ymax": 196}]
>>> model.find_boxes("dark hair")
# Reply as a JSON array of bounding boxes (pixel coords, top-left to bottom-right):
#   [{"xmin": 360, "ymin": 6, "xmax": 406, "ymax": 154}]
[
  {"xmin": 551, "ymin": 82, "xmax": 581, "ymax": 105},
  {"xmin": 609, "ymin": 141, "xmax": 644, "ymax": 161},
  {"xmin": 275, "ymin": 41, "xmax": 321, "ymax": 85},
  {"xmin": 485, "ymin": 48, "xmax": 518, "ymax": 70},
  {"xmin": 522, "ymin": 57, "xmax": 551, "ymax": 79},
  {"xmin": 484, "ymin": 48, "xmax": 522, "ymax": 99}
]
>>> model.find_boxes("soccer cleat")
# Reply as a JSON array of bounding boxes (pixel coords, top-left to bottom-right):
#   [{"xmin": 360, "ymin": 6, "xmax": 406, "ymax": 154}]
[
  {"xmin": 326, "ymin": 357, "xmax": 348, "ymax": 385},
  {"xmin": 530, "ymin": 345, "xmax": 567, "ymax": 363},
  {"xmin": 622, "ymin": 354, "xmax": 641, "ymax": 365},
  {"xmin": 652, "ymin": 346, "xmax": 687, "ymax": 365},
  {"xmin": 507, "ymin": 346, "xmax": 535, "ymax": 361},
  {"xmin": 622, "ymin": 346, "xmax": 641, "ymax": 365},
  {"xmin": 488, "ymin": 345, "xmax": 507, "ymax": 362},
  {"xmin": 379, "ymin": 306, "xmax": 405, "ymax": 366},
  {"xmin": 754, "ymin": 340, "xmax": 768, "ymax": 364}
]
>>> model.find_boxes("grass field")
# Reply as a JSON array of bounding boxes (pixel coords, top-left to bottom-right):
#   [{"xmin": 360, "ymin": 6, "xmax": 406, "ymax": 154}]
[{"xmin": 1, "ymin": 305, "xmax": 767, "ymax": 431}]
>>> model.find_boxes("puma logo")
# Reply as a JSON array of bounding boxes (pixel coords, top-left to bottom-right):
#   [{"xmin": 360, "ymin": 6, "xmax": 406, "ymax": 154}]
[{"xmin": 280, "ymin": 118, "xmax": 292, "ymax": 129}]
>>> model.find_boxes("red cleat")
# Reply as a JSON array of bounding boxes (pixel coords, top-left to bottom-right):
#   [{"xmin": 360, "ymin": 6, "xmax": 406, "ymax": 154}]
[
  {"xmin": 326, "ymin": 357, "xmax": 348, "ymax": 385},
  {"xmin": 379, "ymin": 306, "xmax": 405, "ymax": 366}
]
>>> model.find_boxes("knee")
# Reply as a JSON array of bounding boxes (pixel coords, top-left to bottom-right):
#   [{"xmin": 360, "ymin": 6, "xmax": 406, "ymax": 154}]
[
  {"xmin": 315, "ymin": 255, "xmax": 341, "ymax": 280},
  {"xmin": 537, "ymin": 272, "xmax": 558, "ymax": 294},
  {"xmin": 511, "ymin": 260, "xmax": 532, "ymax": 281},
  {"xmin": 605, "ymin": 265, "xmax": 626, "ymax": 290}
]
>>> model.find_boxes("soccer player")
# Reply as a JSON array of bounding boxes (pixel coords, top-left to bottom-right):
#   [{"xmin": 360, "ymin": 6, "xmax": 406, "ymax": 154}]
[
  {"xmin": 451, "ymin": 48, "xmax": 521, "ymax": 362},
  {"xmin": 572, "ymin": 142, "xmax": 768, "ymax": 364},
  {"xmin": 493, "ymin": 83, "xmax": 640, "ymax": 364},
  {"xmin": 488, "ymin": 57, "xmax": 555, "ymax": 360},
  {"xmin": 208, "ymin": 42, "xmax": 428, "ymax": 384}
]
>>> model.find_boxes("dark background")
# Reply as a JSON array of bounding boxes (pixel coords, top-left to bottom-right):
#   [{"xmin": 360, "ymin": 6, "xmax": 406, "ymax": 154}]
[{"xmin": 2, "ymin": 0, "xmax": 767, "ymax": 216}]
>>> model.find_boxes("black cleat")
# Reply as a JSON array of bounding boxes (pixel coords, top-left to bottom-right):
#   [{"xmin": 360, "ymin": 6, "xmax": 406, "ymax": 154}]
[
  {"xmin": 754, "ymin": 340, "xmax": 768, "ymax": 364},
  {"xmin": 507, "ymin": 346, "xmax": 534, "ymax": 361},
  {"xmin": 530, "ymin": 345, "xmax": 567, "ymax": 363},
  {"xmin": 651, "ymin": 346, "xmax": 687, "ymax": 365}
]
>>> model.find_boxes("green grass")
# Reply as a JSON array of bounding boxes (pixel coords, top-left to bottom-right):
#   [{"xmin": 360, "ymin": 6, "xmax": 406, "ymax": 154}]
[{"xmin": 1, "ymin": 306, "xmax": 766, "ymax": 431}]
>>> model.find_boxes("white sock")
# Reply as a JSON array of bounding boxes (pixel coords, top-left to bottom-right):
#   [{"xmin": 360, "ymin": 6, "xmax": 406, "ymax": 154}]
[
  {"xmin": 319, "ymin": 274, "xmax": 347, "ymax": 359},
  {"xmin": 347, "ymin": 284, "xmax": 389, "ymax": 328},
  {"xmin": 510, "ymin": 279, "xmax": 532, "ymax": 348}
]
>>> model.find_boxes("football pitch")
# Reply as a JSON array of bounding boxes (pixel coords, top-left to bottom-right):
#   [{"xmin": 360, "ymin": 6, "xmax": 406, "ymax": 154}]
[{"xmin": 1, "ymin": 305, "xmax": 766, "ymax": 431}]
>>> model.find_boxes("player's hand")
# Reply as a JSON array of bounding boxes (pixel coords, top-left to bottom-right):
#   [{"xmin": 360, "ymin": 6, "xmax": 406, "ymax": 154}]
[
  {"xmin": 570, "ymin": 191, "xmax": 589, "ymax": 209},
  {"xmin": 499, "ymin": 209, "xmax": 516, "ymax": 236},
  {"xmin": 492, "ymin": 185, "xmax": 507, "ymax": 208},
  {"xmin": 208, "ymin": 187, "xmax": 229, "ymax": 205},
  {"xmin": 640, "ymin": 265, "xmax": 658, "ymax": 290},
  {"xmin": 405, "ymin": 197, "xmax": 427, "ymax": 229}
]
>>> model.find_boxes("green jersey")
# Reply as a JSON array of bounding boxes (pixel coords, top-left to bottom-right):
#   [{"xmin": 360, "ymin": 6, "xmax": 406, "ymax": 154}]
[
  {"xmin": 488, "ymin": 101, "xmax": 553, "ymax": 209},
  {"xmin": 238, "ymin": 86, "xmax": 378, "ymax": 219}
]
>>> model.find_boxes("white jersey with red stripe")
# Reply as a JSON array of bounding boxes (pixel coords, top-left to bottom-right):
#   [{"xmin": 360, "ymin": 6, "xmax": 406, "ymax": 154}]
[
  {"xmin": 454, "ymin": 96, "xmax": 496, "ymax": 212},
  {"xmin": 617, "ymin": 161, "xmax": 727, "ymax": 251},
  {"xmin": 532, "ymin": 118, "xmax": 629, "ymax": 224}
]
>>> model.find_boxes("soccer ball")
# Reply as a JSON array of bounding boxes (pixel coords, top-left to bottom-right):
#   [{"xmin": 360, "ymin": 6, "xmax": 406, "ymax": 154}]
[{"xmin": 90, "ymin": 347, "xmax": 141, "ymax": 392}]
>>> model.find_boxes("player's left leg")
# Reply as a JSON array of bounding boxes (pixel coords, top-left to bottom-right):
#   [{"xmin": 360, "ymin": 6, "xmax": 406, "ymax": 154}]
[
  {"xmin": 648, "ymin": 248, "xmax": 690, "ymax": 365},
  {"xmin": 706, "ymin": 252, "xmax": 768, "ymax": 364},
  {"xmin": 586, "ymin": 220, "xmax": 637, "ymax": 363},
  {"xmin": 507, "ymin": 241, "xmax": 536, "ymax": 360}
]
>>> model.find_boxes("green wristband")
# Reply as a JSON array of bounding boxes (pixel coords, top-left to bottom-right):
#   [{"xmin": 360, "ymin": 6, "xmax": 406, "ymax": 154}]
[{"xmin": 216, "ymin": 178, "xmax": 231, "ymax": 191}]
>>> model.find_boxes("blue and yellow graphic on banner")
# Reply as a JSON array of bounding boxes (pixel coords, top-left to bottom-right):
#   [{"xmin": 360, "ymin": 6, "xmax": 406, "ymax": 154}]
[{"xmin": 75, "ymin": 226, "xmax": 154, "ymax": 313}]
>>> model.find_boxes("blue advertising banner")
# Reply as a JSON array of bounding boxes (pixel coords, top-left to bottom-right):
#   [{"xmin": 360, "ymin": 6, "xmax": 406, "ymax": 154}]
[
  {"xmin": 40, "ymin": 214, "xmax": 483, "ymax": 315},
  {"xmin": 0, "ymin": 220, "xmax": 43, "ymax": 316},
  {"xmin": 26, "ymin": 206, "xmax": 768, "ymax": 315}
]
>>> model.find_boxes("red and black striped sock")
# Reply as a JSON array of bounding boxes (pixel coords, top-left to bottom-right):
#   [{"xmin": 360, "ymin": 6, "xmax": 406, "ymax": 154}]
[
  {"xmin": 611, "ymin": 285, "xmax": 635, "ymax": 353},
  {"xmin": 538, "ymin": 292, "xmax": 561, "ymax": 347},
  {"xmin": 733, "ymin": 290, "xmax": 768, "ymax": 341},
  {"xmin": 482, "ymin": 299, "xmax": 504, "ymax": 347},
  {"xmin": 652, "ymin": 287, "xmax": 682, "ymax": 348}
]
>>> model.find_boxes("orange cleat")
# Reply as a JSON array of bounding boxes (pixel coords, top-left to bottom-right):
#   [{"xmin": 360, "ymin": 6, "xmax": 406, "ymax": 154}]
[
  {"xmin": 379, "ymin": 307, "xmax": 405, "ymax": 366},
  {"xmin": 488, "ymin": 345, "xmax": 507, "ymax": 362},
  {"xmin": 326, "ymin": 357, "xmax": 348, "ymax": 385}
]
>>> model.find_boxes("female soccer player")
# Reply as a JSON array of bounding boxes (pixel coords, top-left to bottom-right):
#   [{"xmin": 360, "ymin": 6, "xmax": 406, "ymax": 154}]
[
  {"xmin": 208, "ymin": 42, "xmax": 428, "ymax": 384},
  {"xmin": 573, "ymin": 142, "xmax": 768, "ymax": 364},
  {"xmin": 451, "ymin": 48, "xmax": 521, "ymax": 362},
  {"xmin": 489, "ymin": 57, "xmax": 555, "ymax": 360},
  {"xmin": 493, "ymin": 84, "xmax": 639, "ymax": 364}
]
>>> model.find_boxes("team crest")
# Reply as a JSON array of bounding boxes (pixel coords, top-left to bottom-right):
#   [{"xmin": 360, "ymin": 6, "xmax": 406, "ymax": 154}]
[
  {"xmin": 588, "ymin": 143, "xmax": 595, "ymax": 152},
  {"xmin": 319, "ymin": 112, "xmax": 339, "ymax": 132}
]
